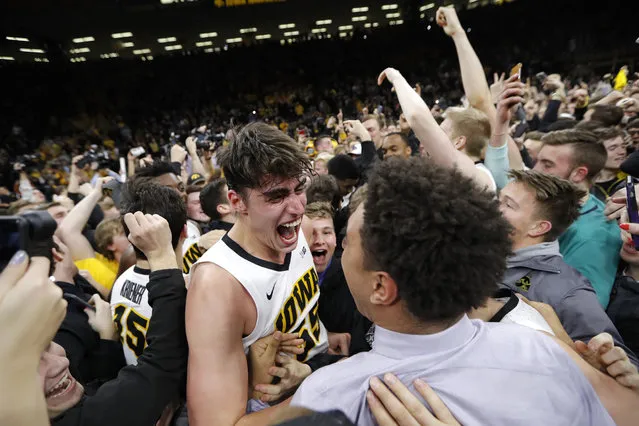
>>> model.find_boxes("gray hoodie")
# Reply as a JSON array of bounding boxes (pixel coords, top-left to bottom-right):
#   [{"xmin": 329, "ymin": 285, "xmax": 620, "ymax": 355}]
[{"xmin": 501, "ymin": 241, "xmax": 639, "ymax": 367}]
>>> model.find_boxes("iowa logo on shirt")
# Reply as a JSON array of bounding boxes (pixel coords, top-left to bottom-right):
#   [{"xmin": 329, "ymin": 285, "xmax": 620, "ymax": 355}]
[
  {"xmin": 515, "ymin": 275, "xmax": 532, "ymax": 292},
  {"xmin": 274, "ymin": 267, "xmax": 321, "ymax": 361}
]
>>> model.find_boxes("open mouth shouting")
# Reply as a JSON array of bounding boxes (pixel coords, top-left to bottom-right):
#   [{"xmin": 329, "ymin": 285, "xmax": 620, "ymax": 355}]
[
  {"xmin": 312, "ymin": 249, "xmax": 328, "ymax": 266},
  {"xmin": 277, "ymin": 217, "xmax": 302, "ymax": 246},
  {"xmin": 45, "ymin": 370, "xmax": 78, "ymax": 403}
]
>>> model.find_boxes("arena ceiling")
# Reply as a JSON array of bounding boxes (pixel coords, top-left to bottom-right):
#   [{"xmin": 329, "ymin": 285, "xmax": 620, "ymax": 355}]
[{"xmin": 0, "ymin": 0, "xmax": 512, "ymax": 63}]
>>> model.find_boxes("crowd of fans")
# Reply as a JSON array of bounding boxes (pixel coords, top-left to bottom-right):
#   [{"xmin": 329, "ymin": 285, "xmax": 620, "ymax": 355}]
[{"xmin": 2, "ymin": 3, "xmax": 639, "ymax": 426}]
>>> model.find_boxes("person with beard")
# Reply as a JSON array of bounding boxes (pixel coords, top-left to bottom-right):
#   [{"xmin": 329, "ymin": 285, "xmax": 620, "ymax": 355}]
[{"xmin": 534, "ymin": 129, "xmax": 621, "ymax": 308}]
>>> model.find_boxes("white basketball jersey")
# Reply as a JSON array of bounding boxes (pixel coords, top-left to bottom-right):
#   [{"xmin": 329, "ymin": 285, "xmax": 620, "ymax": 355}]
[
  {"xmin": 110, "ymin": 266, "xmax": 152, "ymax": 365},
  {"xmin": 192, "ymin": 231, "xmax": 329, "ymax": 362}
]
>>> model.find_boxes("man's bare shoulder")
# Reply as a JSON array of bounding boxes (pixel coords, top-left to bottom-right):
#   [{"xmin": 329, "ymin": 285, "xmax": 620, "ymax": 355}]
[{"xmin": 187, "ymin": 262, "xmax": 256, "ymax": 331}]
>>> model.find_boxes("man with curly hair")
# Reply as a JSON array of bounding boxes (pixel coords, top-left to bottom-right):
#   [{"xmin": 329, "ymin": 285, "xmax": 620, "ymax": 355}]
[{"xmin": 290, "ymin": 157, "xmax": 620, "ymax": 425}]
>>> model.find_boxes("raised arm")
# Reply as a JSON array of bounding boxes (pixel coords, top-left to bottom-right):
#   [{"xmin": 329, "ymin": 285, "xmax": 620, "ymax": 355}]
[
  {"xmin": 438, "ymin": 6, "xmax": 524, "ymax": 178},
  {"xmin": 185, "ymin": 137, "xmax": 209, "ymax": 179},
  {"xmin": 378, "ymin": 68, "xmax": 493, "ymax": 189},
  {"xmin": 437, "ymin": 6, "xmax": 495, "ymax": 124},
  {"xmin": 57, "ymin": 179, "xmax": 108, "ymax": 261}
]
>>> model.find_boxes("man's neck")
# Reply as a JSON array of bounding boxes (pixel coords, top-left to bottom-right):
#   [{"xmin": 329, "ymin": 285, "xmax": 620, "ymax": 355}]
[
  {"xmin": 136, "ymin": 259, "xmax": 151, "ymax": 270},
  {"xmin": 375, "ymin": 309, "xmax": 463, "ymax": 335},
  {"xmin": 626, "ymin": 264, "xmax": 639, "ymax": 281},
  {"xmin": 595, "ymin": 168, "xmax": 619, "ymax": 183},
  {"xmin": 511, "ymin": 237, "xmax": 545, "ymax": 252},
  {"xmin": 220, "ymin": 215, "xmax": 236, "ymax": 225},
  {"xmin": 228, "ymin": 222, "xmax": 286, "ymax": 264}
]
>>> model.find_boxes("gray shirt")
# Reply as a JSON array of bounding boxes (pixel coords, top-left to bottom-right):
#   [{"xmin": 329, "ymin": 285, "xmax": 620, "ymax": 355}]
[{"xmin": 292, "ymin": 316, "xmax": 613, "ymax": 426}]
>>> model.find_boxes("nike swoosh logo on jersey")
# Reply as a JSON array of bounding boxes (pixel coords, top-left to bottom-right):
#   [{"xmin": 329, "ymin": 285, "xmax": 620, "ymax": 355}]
[{"xmin": 266, "ymin": 282, "xmax": 276, "ymax": 300}]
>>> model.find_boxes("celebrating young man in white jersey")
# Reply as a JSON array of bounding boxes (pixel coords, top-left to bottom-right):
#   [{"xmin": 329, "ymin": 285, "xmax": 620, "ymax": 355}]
[
  {"xmin": 186, "ymin": 122, "xmax": 329, "ymax": 425},
  {"xmin": 110, "ymin": 181, "xmax": 187, "ymax": 365}
]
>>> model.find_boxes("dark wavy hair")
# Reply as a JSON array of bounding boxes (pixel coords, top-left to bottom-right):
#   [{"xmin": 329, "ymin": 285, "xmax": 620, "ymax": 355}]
[
  {"xmin": 361, "ymin": 157, "xmax": 512, "ymax": 322},
  {"xmin": 120, "ymin": 182, "xmax": 187, "ymax": 260},
  {"xmin": 217, "ymin": 122, "xmax": 313, "ymax": 195}
]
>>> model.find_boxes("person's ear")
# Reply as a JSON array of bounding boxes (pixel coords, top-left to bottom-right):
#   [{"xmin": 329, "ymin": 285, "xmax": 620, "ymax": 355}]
[
  {"xmin": 528, "ymin": 220, "xmax": 552, "ymax": 238},
  {"xmin": 404, "ymin": 146, "xmax": 412, "ymax": 157},
  {"xmin": 569, "ymin": 166, "xmax": 589, "ymax": 183},
  {"xmin": 369, "ymin": 272, "xmax": 399, "ymax": 306},
  {"xmin": 228, "ymin": 190, "xmax": 247, "ymax": 215},
  {"xmin": 217, "ymin": 203, "xmax": 231, "ymax": 217},
  {"xmin": 453, "ymin": 136, "xmax": 466, "ymax": 151}
]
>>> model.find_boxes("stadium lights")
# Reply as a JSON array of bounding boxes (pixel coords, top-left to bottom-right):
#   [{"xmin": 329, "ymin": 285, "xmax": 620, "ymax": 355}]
[
  {"xmin": 133, "ymin": 49, "xmax": 151, "ymax": 55},
  {"xmin": 226, "ymin": 38, "xmax": 242, "ymax": 43},
  {"xmin": 255, "ymin": 34, "xmax": 272, "ymax": 40},
  {"xmin": 420, "ymin": 3, "xmax": 435, "ymax": 11},
  {"xmin": 339, "ymin": 32, "xmax": 348, "ymax": 38},
  {"xmin": 72, "ymin": 36, "xmax": 95, "ymax": 43},
  {"xmin": 0, "ymin": 56, "xmax": 15, "ymax": 61},
  {"xmin": 196, "ymin": 41, "xmax": 213, "ymax": 47},
  {"xmin": 69, "ymin": 47, "xmax": 90, "ymax": 54},
  {"xmin": 386, "ymin": 12, "xmax": 401, "ymax": 18},
  {"xmin": 278, "ymin": 23, "xmax": 296, "ymax": 29},
  {"xmin": 283, "ymin": 31, "xmax": 299, "ymax": 37},
  {"xmin": 204, "ymin": 48, "xmax": 214, "ymax": 53},
  {"xmin": 352, "ymin": 7, "xmax": 369, "ymax": 13},
  {"xmin": 316, "ymin": 19, "xmax": 332, "ymax": 25},
  {"xmin": 200, "ymin": 32, "xmax": 218, "ymax": 38},
  {"xmin": 34, "ymin": 57, "xmax": 49, "ymax": 62},
  {"xmin": 146, "ymin": 56, "xmax": 154, "ymax": 61},
  {"xmin": 6, "ymin": 36, "xmax": 29, "ymax": 42},
  {"xmin": 352, "ymin": 16, "xmax": 368, "ymax": 22},
  {"xmin": 469, "ymin": 0, "xmax": 478, "ymax": 2},
  {"xmin": 389, "ymin": 20, "xmax": 404, "ymax": 25},
  {"xmin": 311, "ymin": 28, "xmax": 327, "ymax": 34},
  {"xmin": 122, "ymin": 42, "xmax": 134, "ymax": 48},
  {"xmin": 373, "ymin": 22, "xmax": 379, "ymax": 27},
  {"xmin": 20, "ymin": 48, "xmax": 45, "ymax": 53},
  {"xmin": 111, "ymin": 32, "xmax": 133, "ymax": 39},
  {"xmin": 164, "ymin": 44, "xmax": 182, "ymax": 51},
  {"xmin": 100, "ymin": 53, "xmax": 119, "ymax": 58},
  {"xmin": 381, "ymin": 4, "xmax": 398, "ymax": 10},
  {"xmin": 240, "ymin": 28, "xmax": 257, "ymax": 34},
  {"xmin": 70, "ymin": 57, "xmax": 86, "ymax": 62},
  {"xmin": 158, "ymin": 37, "xmax": 177, "ymax": 43},
  {"xmin": 338, "ymin": 25, "xmax": 354, "ymax": 31}
]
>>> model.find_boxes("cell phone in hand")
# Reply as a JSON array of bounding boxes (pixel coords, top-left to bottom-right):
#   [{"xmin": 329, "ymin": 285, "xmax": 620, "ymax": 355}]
[
  {"xmin": 63, "ymin": 293, "xmax": 96, "ymax": 311},
  {"xmin": 510, "ymin": 63, "xmax": 522, "ymax": 79},
  {"xmin": 625, "ymin": 176, "xmax": 639, "ymax": 249}
]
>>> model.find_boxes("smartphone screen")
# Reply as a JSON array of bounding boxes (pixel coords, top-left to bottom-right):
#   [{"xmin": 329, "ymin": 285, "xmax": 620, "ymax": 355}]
[
  {"xmin": 626, "ymin": 177, "xmax": 639, "ymax": 249},
  {"xmin": 0, "ymin": 216, "xmax": 28, "ymax": 270}
]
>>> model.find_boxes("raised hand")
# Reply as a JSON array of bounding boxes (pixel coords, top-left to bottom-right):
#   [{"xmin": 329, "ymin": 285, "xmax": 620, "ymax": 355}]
[
  {"xmin": 436, "ymin": 6, "xmax": 464, "ymax": 38},
  {"xmin": 490, "ymin": 72, "xmax": 506, "ymax": 105},
  {"xmin": 344, "ymin": 120, "xmax": 372, "ymax": 142},
  {"xmin": 377, "ymin": 67, "xmax": 403, "ymax": 86},
  {"xmin": 0, "ymin": 252, "xmax": 66, "ymax": 364},
  {"xmin": 496, "ymin": 74, "xmax": 526, "ymax": 126},
  {"xmin": 123, "ymin": 212, "xmax": 174, "ymax": 264}
]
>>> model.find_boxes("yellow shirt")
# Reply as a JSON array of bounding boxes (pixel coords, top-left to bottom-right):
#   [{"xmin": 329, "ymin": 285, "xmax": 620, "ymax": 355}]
[{"xmin": 75, "ymin": 253, "xmax": 119, "ymax": 291}]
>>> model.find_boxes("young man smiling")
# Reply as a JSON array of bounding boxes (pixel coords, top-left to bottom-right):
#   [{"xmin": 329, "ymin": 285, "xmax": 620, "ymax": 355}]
[{"xmin": 186, "ymin": 123, "xmax": 329, "ymax": 426}]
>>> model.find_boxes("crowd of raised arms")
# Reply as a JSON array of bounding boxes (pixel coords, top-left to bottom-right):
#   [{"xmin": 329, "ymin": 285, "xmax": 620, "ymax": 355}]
[{"xmin": 2, "ymin": 4, "xmax": 639, "ymax": 426}]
